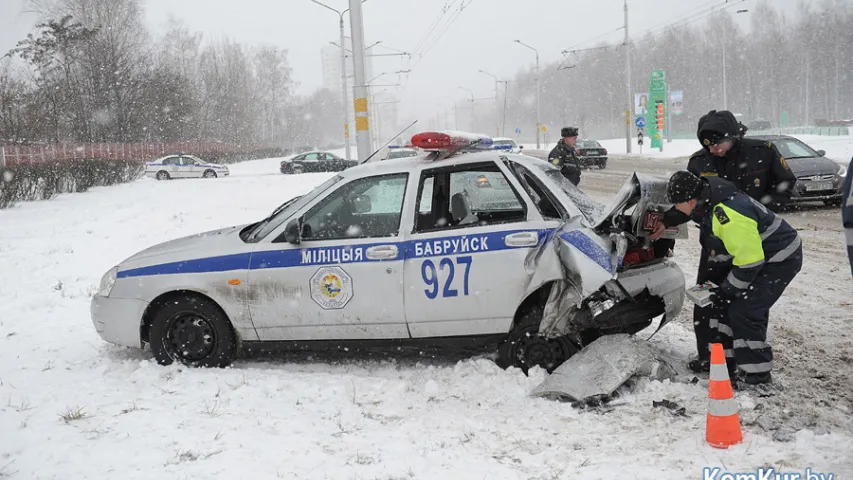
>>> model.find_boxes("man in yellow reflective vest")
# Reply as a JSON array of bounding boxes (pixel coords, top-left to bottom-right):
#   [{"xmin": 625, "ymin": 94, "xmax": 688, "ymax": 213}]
[{"xmin": 665, "ymin": 170, "xmax": 803, "ymax": 386}]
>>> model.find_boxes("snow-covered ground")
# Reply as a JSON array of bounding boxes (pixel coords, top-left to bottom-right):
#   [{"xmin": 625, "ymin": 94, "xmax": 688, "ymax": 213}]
[{"xmin": 1, "ymin": 157, "xmax": 851, "ymax": 479}]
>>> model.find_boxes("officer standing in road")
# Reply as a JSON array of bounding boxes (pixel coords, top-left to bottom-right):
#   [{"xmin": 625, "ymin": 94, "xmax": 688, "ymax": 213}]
[
  {"xmin": 548, "ymin": 127, "xmax": 582, "ymax": 186},
  {"xmin": 665, "ymin": 170, "xmax": 802, "ymax": 385},
  {"xmin": 650, "ymin": 110, "xmax": 797, "ymax": 374}
]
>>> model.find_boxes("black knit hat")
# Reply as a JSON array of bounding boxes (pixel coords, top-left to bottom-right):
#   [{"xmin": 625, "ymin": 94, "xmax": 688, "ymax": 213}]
[
  {"xmin": 666, "ymin": 170, "xmax": 704, "ymax": 204},
  {"xmin": 561, "ymin": 127, "xmax": 578, "ymax": 138}
]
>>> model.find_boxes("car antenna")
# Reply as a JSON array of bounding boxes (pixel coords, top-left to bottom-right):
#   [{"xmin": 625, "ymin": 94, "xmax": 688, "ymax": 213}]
[{"xmin": 359, "ymin": 120, "xmax": 419, "ymax": 165}]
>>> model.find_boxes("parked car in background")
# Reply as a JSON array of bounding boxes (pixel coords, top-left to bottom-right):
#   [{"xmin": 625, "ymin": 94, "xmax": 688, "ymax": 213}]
[
  {"xmin": 492, "ymin": 137, "xmax": 523, "ymax": 154},
  {"xmin": 145, "ymin": 154, "xmax": 229, "ymax": 180},
  {"xmin": 575, "ymin": 140, "xmax": 608, "ymax": 169},
  {"xmin": 280, "ymin": 151, "xmax": 357, "ymax": 174},
  {"xmin": 748, "ymin": 134, "xmax": 847, "ymax": 207}
]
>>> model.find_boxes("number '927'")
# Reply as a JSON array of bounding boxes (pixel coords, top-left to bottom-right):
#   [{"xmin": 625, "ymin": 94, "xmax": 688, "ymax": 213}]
[{"xmin": 421, "ymin": 256, "xmax": 472, "ymax": 299}]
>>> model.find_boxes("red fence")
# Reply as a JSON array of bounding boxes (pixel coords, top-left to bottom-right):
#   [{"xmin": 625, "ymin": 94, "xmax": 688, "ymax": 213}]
[{"xmin": 0, "ymin": 141, "xmax": 269, "ymax": 167}]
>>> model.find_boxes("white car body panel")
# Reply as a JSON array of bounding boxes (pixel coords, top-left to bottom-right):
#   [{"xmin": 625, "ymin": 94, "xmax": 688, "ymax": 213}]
[{"xmin": 91, "ymin": 149, "xmax": 688, "ymax": 352}]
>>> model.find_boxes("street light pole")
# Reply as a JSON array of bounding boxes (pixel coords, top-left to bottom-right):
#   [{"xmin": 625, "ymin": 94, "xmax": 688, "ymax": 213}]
[
  {"xmin": 310, "ymin": 0, "xmax": 366, "ymax": 160},
  {"xmin": 479, "ymin": 69, "xmax": 502, "ymax": 137},
  {"xmin": 514, "ymin": 40, "xmax": 540, "ymax": 148},
  {"xmin": 458, "ymin": 86, "xmax": 476, "ymax": 131},
  {"xmin": 444, "ymin": 96, "xmax": 458, "ymax": 130}
]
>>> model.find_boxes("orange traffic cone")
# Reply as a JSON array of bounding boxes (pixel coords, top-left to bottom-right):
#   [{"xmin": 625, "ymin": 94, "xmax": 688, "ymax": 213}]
[{"xmin": 706, "ymin": 342, "xmax": 743, "ymax": 448}]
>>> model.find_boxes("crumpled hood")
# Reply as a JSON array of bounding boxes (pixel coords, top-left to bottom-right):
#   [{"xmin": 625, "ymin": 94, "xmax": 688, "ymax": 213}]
[{"xmin": 520, "ymin": 173, "xmax": 687, "ymax": 340}]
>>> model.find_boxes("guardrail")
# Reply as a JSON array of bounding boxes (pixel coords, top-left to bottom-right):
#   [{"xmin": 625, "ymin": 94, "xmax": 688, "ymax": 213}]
[{"xmin": 0, "ymin": 141, "xmax": 270, "ymax": 167}]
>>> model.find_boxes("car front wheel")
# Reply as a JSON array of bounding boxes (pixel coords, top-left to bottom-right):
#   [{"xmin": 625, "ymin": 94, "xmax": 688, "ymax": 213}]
[
  {"xmin": 203, "ymin": 170, "xmax": 217, "ymax": 178},
  {"xmin": 156, "ymin": 171, "xmax": 170, "ymax": 180},
  {"xmin": 148, "ymin": 295, "xmax": 237, "ymax": 368},
  {"xmin": 496, "ymin": 306, "xmax": 578, "ymax": 375}
]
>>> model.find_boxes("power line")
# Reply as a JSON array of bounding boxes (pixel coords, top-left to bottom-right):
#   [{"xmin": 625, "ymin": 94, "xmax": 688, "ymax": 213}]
[
  {"xmin": 410, "ymin": 1, "xmax": 459, "ymax": 58},
  {"xmin": 407, "ymin": 0, "xmax": 473, "ymax": 72}
]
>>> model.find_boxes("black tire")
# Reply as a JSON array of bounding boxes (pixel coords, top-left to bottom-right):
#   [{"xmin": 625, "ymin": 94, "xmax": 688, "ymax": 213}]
[
  {"xmin": 496, "ymin": 306, "xmax": 579, "ymax": 375},
  {"xmin": 599, "ymin": 160, "xmax": 607, "ymax": 169},
  {"xmin": 203, "ymin": 169, "xmax": 217, "ymax": 178},
  {"xmin": 291, "ymin": 165, "xmax": 304, "ymax": 174},
  {"xmin": 824, "ymin": 198, "xmax": 842, "ymax": 207},
  {"xmin": 148, "ymin": 295, "xmax": 237, "ymax": 368},
  {"xmin": 156, "ymin": 170, "xmax": 170, "ymax": 180}
]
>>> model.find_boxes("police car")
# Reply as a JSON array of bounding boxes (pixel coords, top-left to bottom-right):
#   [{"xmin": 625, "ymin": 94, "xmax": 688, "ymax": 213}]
[
  {"xmin": 92, "ymin": 131, "xmax": 687, "ymax": 373},
  {"xmin": 144, "ymin": 154, "xmax": 229, "ymax": 180}
]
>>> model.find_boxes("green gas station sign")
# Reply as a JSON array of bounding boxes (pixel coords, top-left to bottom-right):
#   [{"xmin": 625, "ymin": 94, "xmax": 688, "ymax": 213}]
[{"xmin": 649, "ymin": 69, "xmax": 667, "ymax": 149}]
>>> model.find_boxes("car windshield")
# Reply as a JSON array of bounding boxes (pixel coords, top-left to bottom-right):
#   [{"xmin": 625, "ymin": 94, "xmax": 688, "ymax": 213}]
[
  {"xmin": 244, "ymin": 174, "xmax": 343, "ymax": 242},
  {"xmin": 767, "ymin": 138, "xmax": 819, "ymax": 159},
  {"xmin": 532, "ymin": 162, "xmax": 606, "ymax": 223}
]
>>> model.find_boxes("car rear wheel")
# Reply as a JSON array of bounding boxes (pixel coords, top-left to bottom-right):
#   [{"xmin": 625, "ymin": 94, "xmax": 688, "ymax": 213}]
[
  {"xmin": 203, "ymin": 169, "xmax": 217, "ymax": 178},
  {"xmin": 291, "ymin": 165, "xmax": 304, "ymax": 174},
  {"xmin": 496, "ymin": 306, "xmax": 579, "ymax": 375},
  {"xmin": 148, "ymin": 295, "xmax": 237, "ymax": 368},
  {"xmin": 156, "ymin": 171, "xmax": 170, "ymax": 180}
]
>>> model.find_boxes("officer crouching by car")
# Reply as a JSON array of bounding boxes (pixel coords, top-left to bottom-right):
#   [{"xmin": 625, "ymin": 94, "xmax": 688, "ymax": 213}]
[
  {"xmin": 548, "ymin": 127, "xmax": 582, "ymax": 186},
  {"xmin": 665, "ymin": 170, "xmax": 803, "ymax": 386}
]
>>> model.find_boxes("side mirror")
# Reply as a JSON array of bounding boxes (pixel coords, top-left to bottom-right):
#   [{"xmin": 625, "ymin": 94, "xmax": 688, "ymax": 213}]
[
  {"xmin": 818, "ymin": 149, "xmax": 826, "ymax": 157},
  {"xmin": 518, "ymin": 145, "xmax": 524, "ymax": 150},
  {"xmin": 284, "ymin": 219, "xmax": 302, "ymax": 244},
  {"xmin": 352, "ymin": 194, "xmax": 372, "ymax": 214}
]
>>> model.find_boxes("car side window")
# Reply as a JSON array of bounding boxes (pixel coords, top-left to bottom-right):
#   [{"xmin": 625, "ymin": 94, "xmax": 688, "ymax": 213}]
[
  {"xmin": 181, "ymin": 157, "xmax": 197, "ymax": 166},
  {"xmin": 304, "ymin": 153, "xmax": 319, "ymax": 161},
  {"xmin": 300, "ymin": 173, "xmax": 408, "ymax": 241},
  {"xmin": 413, "ymin": 162, "xmax": 526, "ymax": 233},
  {"xmin": 162, "ymin": 157, "xmax": 179, "ymax": 166}
]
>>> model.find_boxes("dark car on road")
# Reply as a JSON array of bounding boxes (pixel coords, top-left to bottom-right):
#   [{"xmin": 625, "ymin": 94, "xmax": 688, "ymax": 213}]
[
  {"xmin": 576, "ymin": 140, "xmax": 608, "ymax": 169},
  {"xmin": 280, "ymin": 151, "xmax": 357, "ymax": 174},
  {"xmin": 748, "ymin": 135, "xmax": 847, "ymax": 207}
]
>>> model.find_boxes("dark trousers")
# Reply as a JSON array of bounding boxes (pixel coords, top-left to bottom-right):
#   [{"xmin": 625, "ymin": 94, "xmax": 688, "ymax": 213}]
[
  {"xmin": 561, "ymin": 166, "xmax": 581, "ymax": 186},
  {"xmin": 712, "ymin": 248, "xmax": 803, "ymax": 375},
  {"xmin": 693, "ymin": 249, "xmax": 731, "ymax": 361}
]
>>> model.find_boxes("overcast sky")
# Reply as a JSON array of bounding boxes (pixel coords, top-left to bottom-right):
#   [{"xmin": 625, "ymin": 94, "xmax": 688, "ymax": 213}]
[{"xmin": 3, "ymin": 0, "xmax": 801, "ymax": 122}]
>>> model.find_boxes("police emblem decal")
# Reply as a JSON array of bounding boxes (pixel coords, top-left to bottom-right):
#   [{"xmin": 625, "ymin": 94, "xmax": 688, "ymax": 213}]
[{"xmin": 310, "ymin": 266, "xmax": 354, "ymax": 309}]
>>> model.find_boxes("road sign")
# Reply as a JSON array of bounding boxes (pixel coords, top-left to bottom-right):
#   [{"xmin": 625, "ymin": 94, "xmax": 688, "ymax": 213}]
[
  {"xmin": 515, "ymin": 128, "xmax": 522, "ymax": 134},
  {"xmin": 635, "ymin": 117, "xmax": 646, "ymax": 129},
  {"xmin": 541, "ymin": 125, "xmax": 548, "ymax": 132}
]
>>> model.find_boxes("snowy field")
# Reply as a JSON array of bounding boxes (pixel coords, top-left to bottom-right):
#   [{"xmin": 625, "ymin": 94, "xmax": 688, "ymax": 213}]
[{"xmin": 1, "ymin": 154, "xmax": 852, "ymax": 479}]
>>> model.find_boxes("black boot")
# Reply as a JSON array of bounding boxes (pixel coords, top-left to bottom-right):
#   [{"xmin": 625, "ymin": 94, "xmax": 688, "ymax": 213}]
[
  {"xmin": 688, "ymin": 357, "xmax": 710, "ymax": 373},
  {"xmin": 742, "ymin": 371, "xmax": 772, "ymax": 385}
]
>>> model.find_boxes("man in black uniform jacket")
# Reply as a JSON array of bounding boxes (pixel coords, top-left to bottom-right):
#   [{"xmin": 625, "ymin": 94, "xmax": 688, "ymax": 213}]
[
  {"xmin": 650, "ymin": 110, "xmax": 797, "ymax": 373},
  {"xmin": 548, "ymin": 127, "xmax": 582, "ymax": 186}
]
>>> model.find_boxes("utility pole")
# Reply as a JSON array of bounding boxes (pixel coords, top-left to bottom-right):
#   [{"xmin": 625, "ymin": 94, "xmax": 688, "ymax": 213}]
[
  {"xmin": 502, "ymin": 81, "xmax": 509, "ymax": 137},
  {"xmin": 479, "ymin": 69, "xmax": 500, "ymax": 137},
  {"xmin": 349, "ymin": 0, "xmax": 371, "ymax": 159},
  {"xmin": 310, "ymin": 0, "xmax": 363, "ymax": 160},
  {"xmin": 515, "ymin": 40, "xmax": 540, "ymax": 148},
  {"xmin": 624, "ymin": 0, "xmax": 632, "ymax": 154}
]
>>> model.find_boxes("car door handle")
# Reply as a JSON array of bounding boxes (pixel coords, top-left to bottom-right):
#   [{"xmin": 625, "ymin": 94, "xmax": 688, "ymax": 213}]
[
  {"xmin": 365, "ymin": 245, "xmax": 399, "ymax": 260},
  {"xmin": 504, "ymin": 231, "xmax": 539, "ymax": 247}
]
